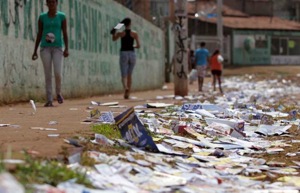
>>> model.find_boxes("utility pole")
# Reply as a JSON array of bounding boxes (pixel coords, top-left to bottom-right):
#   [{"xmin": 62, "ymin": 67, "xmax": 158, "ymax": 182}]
[
  {"xmin": 217, "ymin": 0, "xmax": 223, "ymax": 54},
  {"xmin": 173, "ymin": 0, "xmax": 188, "ymax": 97}
]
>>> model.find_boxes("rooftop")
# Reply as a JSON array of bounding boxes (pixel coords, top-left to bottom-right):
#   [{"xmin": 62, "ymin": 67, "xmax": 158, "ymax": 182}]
[
  {"xmin": 193, "ymin": 16, "xmax": 300, "ymax": 30},
  {"xmin": 187, "ymin": 1, "xmax": 300, "ymax": 30}
]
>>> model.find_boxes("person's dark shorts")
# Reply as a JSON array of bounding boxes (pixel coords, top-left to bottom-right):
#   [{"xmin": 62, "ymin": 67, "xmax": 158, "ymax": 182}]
[{"xmin": 211, "ymin": 70, "xmax": 222, "ymax": 76}]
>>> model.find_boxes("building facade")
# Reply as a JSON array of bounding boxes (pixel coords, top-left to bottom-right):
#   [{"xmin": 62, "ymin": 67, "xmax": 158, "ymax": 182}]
[{"xmin": 187, "ymin": 0, "xmax": 300, "ymax": 65}]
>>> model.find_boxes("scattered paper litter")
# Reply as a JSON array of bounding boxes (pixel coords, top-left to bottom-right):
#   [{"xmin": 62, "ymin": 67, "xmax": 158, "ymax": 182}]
[
  {"xmin": 156, "ymin": 96, "xmax": 164, "ymax": 100},
  {"xmin": 31, "ymin": 127, "xmax": 57, "ymax": 131},
  {"xmin": 0, "ymin": 124, "xmax": 10, "ymax": 127},
  {"xmin": 1, "ymin": 159, "xmax": 25, "ymax": 164},
  {"xmin": 63, "ymin": 139, "xmax": 82, "ymax": 147},
  {"xmin": 47, "ymin": 134, "xmax": 60, "ymax": 137},
  {"xmin": 147, "ymin": 103, "xmax": 173, "ymax": 108},
  {"xmin": 4, "ymin": 75, "xmax": 300, "ymax": 192},
  {"xmin": 48, "ymin": 121, "xmax": 58, "ymax": 125},
  {"xmin": 109, "ymin": 105, "xmax": 127, "ymax": 108},
  {"xmin": 90, "ymin": 101, "xmax": 99, "ymax": 106},
  {"xmin": 29, "ymin": 100, "xmax": 37, "ymax": 113},
  {"xmin": 91, "ymin": 134, "xmax": 114, "ymax": 146},
  {"xmin": 99, "ymin": 102, "xmax": 119, "ymax": 106},
  {"xmin": 0, "ymin": 173, "xmax": 25, "ymax": 193}
]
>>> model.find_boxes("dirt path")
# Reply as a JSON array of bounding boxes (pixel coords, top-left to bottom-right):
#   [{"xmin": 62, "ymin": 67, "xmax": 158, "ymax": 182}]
[
  {"xmin": 0, "ymin": 66, "xmax": 299, "ymax": 158},
  {"xmin": 0, "ymin": 86, "xmax": 178, "ymax": 158}
]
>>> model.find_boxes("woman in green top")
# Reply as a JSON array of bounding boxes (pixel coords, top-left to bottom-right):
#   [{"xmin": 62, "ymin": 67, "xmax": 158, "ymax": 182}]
[{"xmin": 32, "ymin": 0, "xmax": 69, "ymax": 107}]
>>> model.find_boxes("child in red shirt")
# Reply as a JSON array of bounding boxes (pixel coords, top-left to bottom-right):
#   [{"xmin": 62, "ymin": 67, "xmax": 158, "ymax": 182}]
[{"xmin": 210, "ymin": 49, "xmax": 223, "ymax": 94}]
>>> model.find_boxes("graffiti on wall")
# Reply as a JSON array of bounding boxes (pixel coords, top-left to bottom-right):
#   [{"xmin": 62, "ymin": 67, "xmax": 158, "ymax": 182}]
[
  {"xmin": 68, "ymin": 0, "xmax": 161, "ymax": 60},
  {"xmin": 0, "ymin": 0, "xmax": 44, "ymax": 40},
  {"xmin": 173, "ymin": 16, "xmax": 187, "ymax": 79},
  {"xmin": 0, "ymin": 0, "xmax": 43, "ymax": 96},
  {"xmin": 0, "ymin": 1, "xmax": 158, "ymax": 56},
  {"xmin": 0, "ymin": 0, "xmax": 165, "ymax": 102},
  {"xmin": 0, "ymin": 0, "xmax": 162, "ymax": 59}
]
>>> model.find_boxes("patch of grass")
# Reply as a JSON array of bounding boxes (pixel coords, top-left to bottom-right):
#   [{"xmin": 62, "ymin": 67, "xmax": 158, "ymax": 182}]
[
  {"xmin": 92, "ymin": 124, "xmax": 122, "ymax": 139},
  {"xmin": 273, "ymin": 70, "xmax": 290, "ymax": 76},
  {"xmin": 79, "ymin": 143, "xmax": 129, "ymax": 167},
  {"xmin": 11, "ymin": 154, "xmax": 92, "ymax": 189},
  {"xmin": 0, "ymin": 157, "xmax": 5, "ymax": 174},
  {"xmin": 164, "ymin": 106, "xmax": 178, "ymax": 114},
  {"xmin": 80, "ymin": 151, "xmax": 97, "ymax": 167}
]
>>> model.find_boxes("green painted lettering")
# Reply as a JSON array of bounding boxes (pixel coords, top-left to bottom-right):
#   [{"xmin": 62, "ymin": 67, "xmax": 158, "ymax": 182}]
[
  {"xmin": 34, "ymin": 0, "xmax": 39, "ymax": 35},
  {"xmin": 69, "ymin": 0, "xmax": 74, "ymax": 49},
  {"xmin": 90, "ymin": 8, "xmax": 97, "ymax": 53},
  {"xmin": 82, "ymin": 4, "xmax": 88, "ymax": 51},
  {"xmin": 75, "ymin": 0, "xmax": 82, "ymax": 50},
  {"xmin": 98, "ymin": 11, "xmax": 102, "ymax": 53},
  {"xmin": 23, "ymin": 0, "xmax": 34, "ymax": 40},
  {"xmin": 1, "ymin": 0, "xmax": 9, "ymax": 35}
]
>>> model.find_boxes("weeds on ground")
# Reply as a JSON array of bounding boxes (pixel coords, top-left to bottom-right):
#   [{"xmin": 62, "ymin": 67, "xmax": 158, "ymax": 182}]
[
  {"xmin": 164, "ymin": 106, "xmax": 178, "ymax": 114},
  {"xmin": 80, "ymin": 151, "xmax": 97, "ymax": 167},
  {"xmin": 0, "ymin": 156, "xmax": 5, "ymax": 174},
  {"xmin": 92, "ymin": 124, "xmax": 122, "ymax": 139},
  {"xmin": 73, "ymin": 124, "xmax": 130, "ymax": 166},
  {"xmin": 11, "ymin": 153, "xmax": 92, "ymax": 189}
]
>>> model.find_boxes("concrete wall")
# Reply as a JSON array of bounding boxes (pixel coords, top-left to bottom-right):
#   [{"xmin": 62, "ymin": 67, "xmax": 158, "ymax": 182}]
[
  {"xmin": 0, "ymin": 0, "xmax": 164, "ymax": 103},
  {"xmin": 271, "ymin": 56, "xmax": 300, "ymax": 65},
  {"xmin": 232, "ymin": 33, "xmax": 270, "ymax": 65}
]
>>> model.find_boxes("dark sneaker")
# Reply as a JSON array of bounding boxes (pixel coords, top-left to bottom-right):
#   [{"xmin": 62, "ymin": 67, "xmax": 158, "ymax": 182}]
[
  {"xmin": 44, "ymin": 101, "xmax": 53, "ymax": 107},
  {"xmin": 57, "ymin": 94, "xmax": 64, "ymax": 104},
  {"xmin": 124, "ymin": 89, "xmax": 129, "ymax": 99}
]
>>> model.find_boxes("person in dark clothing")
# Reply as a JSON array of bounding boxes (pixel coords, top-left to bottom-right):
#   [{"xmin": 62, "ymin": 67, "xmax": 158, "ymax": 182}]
[
  {"xmin": 188, "ymin": 49, "xmax": 196, "ymax": 72},
  {"xmin": 188, "ymin": 49, "xmax": 197, "ymax": 84},
  {"xmin": 111, "ymin": 18, "xmax": 140, "ymax": 99}
]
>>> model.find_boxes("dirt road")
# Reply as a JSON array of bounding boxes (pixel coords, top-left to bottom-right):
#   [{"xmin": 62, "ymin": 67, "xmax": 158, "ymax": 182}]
[
  {"xmin": 0, "ymin": 85, "xmax": 178, "ymax": 158},
  {"xmin": 0, "ymin": 66, "xmax": 299, "ymax": 158}
]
